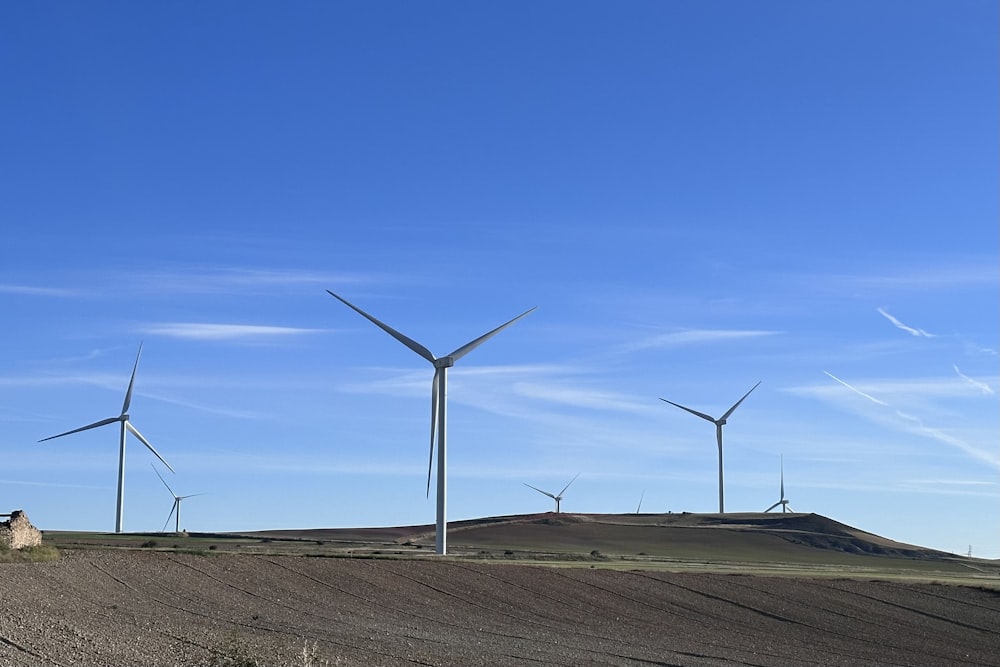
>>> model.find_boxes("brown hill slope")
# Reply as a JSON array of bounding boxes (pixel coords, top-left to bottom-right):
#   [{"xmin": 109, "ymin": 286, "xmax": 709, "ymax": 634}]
[{"xmin": 235, "ymin": 512, "xmax": 959, "ymax": 564}]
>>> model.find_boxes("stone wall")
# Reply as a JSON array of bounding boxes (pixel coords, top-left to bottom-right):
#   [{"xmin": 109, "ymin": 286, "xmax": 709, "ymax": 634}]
[{"xmin": 0, "ymin": 510, "xmax": 43, "ymax": 549}]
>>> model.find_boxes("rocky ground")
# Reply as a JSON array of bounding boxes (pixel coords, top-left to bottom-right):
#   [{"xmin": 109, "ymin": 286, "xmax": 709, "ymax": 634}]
[{"xmin": 1, "ymin": 549, "xmax": 998, "ymax": 666}]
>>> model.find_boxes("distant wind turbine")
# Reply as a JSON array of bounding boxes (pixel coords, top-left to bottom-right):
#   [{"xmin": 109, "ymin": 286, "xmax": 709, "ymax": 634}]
[
  {"xmin": 38, "ymin": 343, "xmax": 173, "ymax": 533},
  {"xmin": 764, "ymin": 455, "xmax": 793, "ymax": 513},
  {"xmin": 152, "ymin": 465, "xmax": 204, "ymax": 533},
  {"xmin": 659, "ymin": 381, "xmax": 760, "ymax": 514},
  {"xmin": 635, "ymin": 489, "xmax": 645, "ymax": 514},
  {"xmin": 524, "ymin": 473, "xmax": 580, "ymax": 513},
  {"xmin": 327, "ymin": 290, "xmax": 535, "ymax": 555}
]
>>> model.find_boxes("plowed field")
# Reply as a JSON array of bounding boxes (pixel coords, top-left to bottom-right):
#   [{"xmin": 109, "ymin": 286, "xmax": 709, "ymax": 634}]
[{"xmin": 2, "ymin": 550, "xmax": 998, "ymax": 666}]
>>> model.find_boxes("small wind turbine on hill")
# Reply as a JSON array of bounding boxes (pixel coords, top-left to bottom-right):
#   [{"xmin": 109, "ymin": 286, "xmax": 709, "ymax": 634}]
[
  {"xmin": 524, "ymin": 473, "xmax": 580, "ymax": 513},
  {"xmin": 659, "ymin": 381, "xmax": 760, "ymax": 514},
  {"xmin": 152, "ymin": 465, "xmax": 205, "ymax": 533},
  {"xmin": 764, "ymin": 455, "xmax": 793, "ymax": 513},
  {"xmin": 38, "ymin": 343, "xmax": 173, "ymax": 533},
  {"xmin": 327, "ymin": 290, "xmax": 534, "ymax": 555}
]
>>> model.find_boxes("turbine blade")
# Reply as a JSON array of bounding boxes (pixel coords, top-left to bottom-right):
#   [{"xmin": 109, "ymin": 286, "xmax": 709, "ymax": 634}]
[
  {"xmin": 151, "ymin": 463, "xmax": 176, "ymax": 497},
  {"xmin": 523, "ymin": 482, "xmax": 557, "ymax": 500},
  {"xmin": 122, "ymin": 342, "xmax": 143, "ymax": 415},
  {"xmin": 327, "ymin": 291, "xmax": 436, "ymax": 363},
  {"xmin": 636, "ymin": 489, "xmax": 645, "ymax": 514},
  {"xmin": 659, "ymin": 398, "xmax": 716, "ymax": 423},
  {"xmin": 38, "ymin": 416, "xmax": 120, "ymax": 442},
  {"xmin": 764, "ymin": 501, "xmax": 780, "ymax": 512},
  {"xmin": 785, "ymin": 505, "xmax": 793, "ymax": 513},
  {"xmin": 179, "ymin": 493, "xmax": 207, "ymax": 499},
  {"xmin": 447, "ymin": 307, "xmax": 536, "ymax": 362},
  {"xmin": 162, "ymin": 501, "xmax": 177, "ymax": 533},
  {"xmin": 720, "ymin": 381, "xmax": 761, "ymax": 422},
  {"xmin": 557, "ymin": 472, "xmax": 580, "ymax": 498},
  {"xmin": 427, "ymin": 369, "xmax": 439, "ymax": 498},
  {"xmin": 125, "ymin": 421, "xmax": 174, "ymax": 473}
]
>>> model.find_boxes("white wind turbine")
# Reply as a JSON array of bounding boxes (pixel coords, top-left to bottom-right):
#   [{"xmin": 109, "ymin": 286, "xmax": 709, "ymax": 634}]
[
  {"xmin": 659, "ymin": 381, "xmax": 760, "ymax": 514},
  {"xmin": 38, "ymin": 343, "xmax": 173, "ymax": 533},
  {"xmin": 764, "ymin": 455, "xmax": 793, "ymax": 513},
  {"xmin": 327, "ymin": 290, "xmax": 535, "ymax": 555},
  {"xmin": 152, "ymin": 465, "xmax": 205, "ymax": 533},
  {"xmin": 524, "ymin": 473, "xmax": 580, "ymax": 513}
]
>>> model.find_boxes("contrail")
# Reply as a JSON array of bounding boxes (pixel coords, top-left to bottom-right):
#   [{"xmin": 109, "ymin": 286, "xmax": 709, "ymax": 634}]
[
  {"xmin": 824, "ymin": 371, "xmax": 999, "ymax": 469},
  {"xmin": 954, "ymin": 365, "xmax": 994, "ymax": 395},
  {"xmin": 877, "ymin": 307, "xmax": 935, "ymax": 337},
  {"xmin": 823, "ymin": 371, "xmax": 888, "ymax": 405},
  {"xmin": 894, "ymin": 409, "xmax": 999, "ymax": 468}
]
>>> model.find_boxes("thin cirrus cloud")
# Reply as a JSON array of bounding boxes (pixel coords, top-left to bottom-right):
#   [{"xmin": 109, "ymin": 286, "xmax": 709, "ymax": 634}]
[
  {"xmin": 123, "ymin": 267, "xmax": 388, "ymax": 296},
  {"xmin": 953, "ymin": 365, "xmax": 995, "ymax": 395},
  {"xmin": 876, "ymin": 308, "xmax": 935, "ymax": 338},
  {"xmin": 0, "ymin": 283, "xmax": 80, "ymax": 297},
  {"xmin": 622, "ymin": 328, "xmax": 781, "ymax": 353},
  {"xmin": 820, "ymin": 371, "xmax": 999, "ymax": 469},
  {"xmin": 141, "ymin": 323, "xmax": 326, "ymax": 341}
]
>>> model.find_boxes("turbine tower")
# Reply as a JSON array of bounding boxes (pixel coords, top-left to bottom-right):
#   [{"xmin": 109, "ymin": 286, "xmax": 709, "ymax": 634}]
[
  {"xmin": 660, "ymin": 381, "xmax": 760, "ymax": 514},
  {"xmin": 523, "ymin": 473, "xmax": 580, "ymax": 513},
  {"xmin": 327, "ymin": 290, "xmax": 534, "ymax": 555},
  {"xmin": 764, "ymin": 455, "xmax": 793, "ymax": 513},
  {"xmin": 152, "ymin": 465, "xmax": 205, "ymax": 533},
  {"xmin": 39, "ymin": 343, "xmax": 173, "ymax": 533}
]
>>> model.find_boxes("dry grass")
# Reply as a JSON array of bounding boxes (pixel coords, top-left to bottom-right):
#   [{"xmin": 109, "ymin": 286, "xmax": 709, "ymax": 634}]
[{"xmin": 0, "ymin": 543, "xmax": 60, "ymax": 563}]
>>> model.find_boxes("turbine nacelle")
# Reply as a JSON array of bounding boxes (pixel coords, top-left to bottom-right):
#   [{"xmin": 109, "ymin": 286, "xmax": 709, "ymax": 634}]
[{"xmin": 434, "ymin": 357, "xmax": 455, "ymax": 369}]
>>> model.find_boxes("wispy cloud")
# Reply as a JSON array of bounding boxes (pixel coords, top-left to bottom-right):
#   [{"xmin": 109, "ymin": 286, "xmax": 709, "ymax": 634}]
[
  {"xmin": 513, "ymin": 382, "xmax": 652, "ymax": 414},
  {"xmin": 0, "ymin": 478, "xmax": 107, "ymax": 491},
  {"xmin": 130, "ymin": 267, "xmax": 388, "ymax": 295},
  {"xmin": 831, "ymin": 263, "xmax": 1000, "ymax": 291},
  {"xmin": 877, "ymin": 308, "xmax": 935, "ymax": 337},
  {"xmin": 953, "ymin": 365, "xmax": 995, "ymax": 395},
  {"xmin": 821, "ymin": 371, "xmax": 999, "ymax": 469},
  {"xmin": 140, "ymin": 323, "xmax": 327, "ymax": 340},
  {"xmin": 0, "ymin": 283, "xmax": 80, "ymax": 297},
  {"xmin": 822, "ymin": 371, "xmax": 888, "ymax": 405},
  {"xmin": 622, "ymin": 328, "xmax": 781, "ymax": 353},
  {"xmin": 892, "ymin": 408, "xmax": 999, "ymax": 467}
]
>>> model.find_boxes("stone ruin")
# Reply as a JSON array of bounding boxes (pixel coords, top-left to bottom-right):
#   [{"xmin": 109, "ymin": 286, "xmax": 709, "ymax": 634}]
[{"xmin": 0, "ymin": 510, "xmax": 43, "ymax": 550}]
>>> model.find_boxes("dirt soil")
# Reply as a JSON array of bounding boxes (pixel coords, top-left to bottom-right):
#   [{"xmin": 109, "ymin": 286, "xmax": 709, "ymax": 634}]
[{"xmin": 1, "ymin": 550, "xmax": 998, "ymax": 666}]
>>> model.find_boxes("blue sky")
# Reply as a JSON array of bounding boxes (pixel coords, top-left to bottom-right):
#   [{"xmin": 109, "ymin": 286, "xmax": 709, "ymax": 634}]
[{"xmin": 2, "ymin": 2, "xmax": 997, "ymax": 558}]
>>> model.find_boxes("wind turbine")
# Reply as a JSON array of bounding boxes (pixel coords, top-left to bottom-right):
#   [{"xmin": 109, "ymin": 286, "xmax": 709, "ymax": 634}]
[
  {"xmin": 327, "ymin": 290, "xmax": 535, "ymax": 555},
  {"xmin": 764, "ymin": 455, "xmax": 793, "ymax": 513},
  {"xmin": 635, "ymin": 489, "xmax": 645, "ymax": 514},
  {"xmin": 523, "ymin": 473, "xmax": 580, "ymax": 513},
  {"xmin": 152, "ymin": 465, "xmax": 205, "ymax": 533},
  {"xmin": 38, "ymin": 343, "xmax": 173, "ymax": 533},
  {"xmin": 659, "ymin": 381, "xmax": 760, "ymax": 514}
]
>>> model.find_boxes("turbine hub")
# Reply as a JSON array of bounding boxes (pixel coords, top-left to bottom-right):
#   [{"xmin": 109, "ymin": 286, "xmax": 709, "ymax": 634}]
[{"xmin": 434, "ymin": 356, "xmax": 455, "ymax": 369}]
